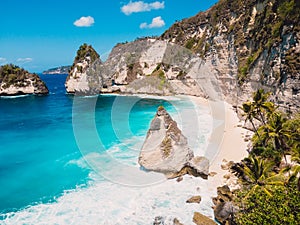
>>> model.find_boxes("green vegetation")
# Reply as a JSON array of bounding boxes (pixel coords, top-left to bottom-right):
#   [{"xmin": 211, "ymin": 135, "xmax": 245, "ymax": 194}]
[
  {"xmin": 185, "ymin": 38, "xmax": 197, "ymax": 50},
  {"xmin": 234, "ymin": 89, "xmax": 300, "ymax": 224},
  {"xmin": 162, "ymin": 0, "xmax": 299, "ymax": 84},
  {"xmin": 235, "ymin": 184, "xmax": 300, "ymax": 225},
  {"xmin": 161, "ymin": 137, "xmax": 172, "ymax": 158},
  {"xmin": 0, "ymin": 64, "xmax": 29, "ymax": 87},
  {"xmin": 74, "ymin": 43, "xmax": 99, "ymax": 63}
]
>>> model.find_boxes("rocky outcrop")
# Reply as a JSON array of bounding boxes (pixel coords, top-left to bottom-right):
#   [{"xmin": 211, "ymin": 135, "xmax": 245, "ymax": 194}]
[
  {"xmin": 213, "ymin": 185, "xmax": 238, "ymax": 225},
  {"xmin": 65, "ymin": 1, "xmax": 299, "ymax": 112},
  {"xmin": 193, "ymin": 212, "xmax": 217, "ymax": 225},
  {"xmin": 65, "ymin": 43, "xmax": 102, "ymax": 95},
  {"xmin": 161, "ymin": 0, "xmax": 300, "ymax": 112},
  {"xmin": 95, "ymin": 38, "xmax": 206, "ymax": 97},
  {"xmin": 139, "ymin": 106, "xmax": 194, "ymax": 177},
  {"xmin": 139, "ymin": 106, "xmax": 209, "ymax": 178},
  {"xmin": 0, "ymin": 64, "xmax": 48, "ymax": 96}
]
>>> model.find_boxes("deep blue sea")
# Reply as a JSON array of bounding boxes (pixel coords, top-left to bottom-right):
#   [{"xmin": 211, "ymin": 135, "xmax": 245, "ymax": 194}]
[{"xmin": 0, "ymin": 74, "xmax": 213, "ymax": 224}]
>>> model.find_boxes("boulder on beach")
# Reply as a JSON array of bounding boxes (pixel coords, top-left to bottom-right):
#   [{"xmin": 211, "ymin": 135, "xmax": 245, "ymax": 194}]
[
  {"xmin": 213, "ymin": 185, "xmax": 238, "ymax": 225},
  {"xmin": 139, "ymin": 106, "xmax": 194, "ymax": 177},
  {"xmin": 138, "ymin": 106, "xmax": 209, "ymax": 179},
  {"xmin": 193, "ymin": 212, "xmax": 217, "ymax": 225},
  {"xmin": 186, "ymin": 195, "xmax": 202, "ymax": 204}
]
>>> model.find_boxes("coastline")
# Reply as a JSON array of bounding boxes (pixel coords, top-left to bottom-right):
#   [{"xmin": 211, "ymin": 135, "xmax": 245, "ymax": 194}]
[
  {"xmin": 101, "ymin": 93, "xmax": 249, "ymax": 187},
  {"xmin": 1, "ymin": 93, "xmax": 251, "ymax": 224}
]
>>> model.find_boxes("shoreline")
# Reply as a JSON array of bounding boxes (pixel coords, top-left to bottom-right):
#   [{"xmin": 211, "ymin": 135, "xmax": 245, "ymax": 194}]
[
  {"xmin": 1, "ymin": 93, "xmax": 251, "ymax": 224},
  {"xmin": 101, "ymin": 92, "xmax": 249, "ymax": 187}
]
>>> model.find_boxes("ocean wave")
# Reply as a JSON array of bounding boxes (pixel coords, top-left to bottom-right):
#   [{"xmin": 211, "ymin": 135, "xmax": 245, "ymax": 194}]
[{"xmin": 0, "ymin": 175, "xmax": 216, "ymax": 225}]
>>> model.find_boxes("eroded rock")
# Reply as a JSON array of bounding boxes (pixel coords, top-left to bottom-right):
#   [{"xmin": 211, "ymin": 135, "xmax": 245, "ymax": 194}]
[
  {"xmin": 193, "ymin": 212, "xmax": 217, "ymax": 225},
  {"xmin": 139, "ymin": 106, "xmax": 209, "ymax": 179},
  {"xmin": 186, "ymin": 195, "xmax": 202, "ymax": 204},
  {"xmin": 139, "ymin": 106, "xmax": 194, "ymax": 176}
]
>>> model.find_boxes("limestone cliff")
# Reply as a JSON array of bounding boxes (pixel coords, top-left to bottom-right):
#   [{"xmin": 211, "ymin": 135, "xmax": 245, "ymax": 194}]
[
  {"xmin": 0, "ymin": 64, "xmax": 49, "ymax": 96},
  {"xmin": 65, "ymin": 43, "xmax": 101, "ymax": 95},
  {"xmin": 66, "ymin": 0, "xmax": 299, "ymax": 111},
  {"xmin": 161, "ymin": 0, "xmax": 300, "ymax": 111},
  {"xmin": 99, "ymin": 38, "xmax": 209, "ymax": 97}
]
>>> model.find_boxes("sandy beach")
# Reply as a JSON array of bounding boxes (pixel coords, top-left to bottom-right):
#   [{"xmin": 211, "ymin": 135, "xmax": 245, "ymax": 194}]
[{"xmin": 184, "ymin": 95, "xmax": 250, "ymax": 187}]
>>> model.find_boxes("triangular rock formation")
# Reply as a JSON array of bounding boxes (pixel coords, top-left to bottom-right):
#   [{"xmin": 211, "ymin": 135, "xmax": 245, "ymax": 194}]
[{"xmin": 139, "ymin": 106, "xmax": 209, "ymax": 179}]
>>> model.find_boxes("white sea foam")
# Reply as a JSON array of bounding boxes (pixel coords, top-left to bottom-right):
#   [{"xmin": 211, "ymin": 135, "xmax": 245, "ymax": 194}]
[
  {"xmin": 1, "ymin": 174, "xmax": 217, "ymax": 225},
  {"xmin": 0, "ymin": 94, "xmax": 30, "ymax": 99}
]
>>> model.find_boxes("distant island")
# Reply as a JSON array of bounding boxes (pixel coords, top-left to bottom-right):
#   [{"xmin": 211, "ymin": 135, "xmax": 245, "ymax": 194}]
[{"xmin": 43, "ymin": 66, "xmax": 71, "ymax": 74}]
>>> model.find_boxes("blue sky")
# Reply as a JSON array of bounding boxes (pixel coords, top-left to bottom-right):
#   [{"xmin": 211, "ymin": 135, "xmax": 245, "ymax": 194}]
[{"xmin": 0, "ymin": 0, "xmax": 218, "ymax": 72}]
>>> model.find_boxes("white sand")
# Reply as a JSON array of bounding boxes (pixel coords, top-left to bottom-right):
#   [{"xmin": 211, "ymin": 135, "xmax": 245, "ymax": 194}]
[
  {"xmin": 185, "ymin": 96, "xmax": 250, "ymax": 187},
  {"xmin": 207, "ymin": 101, "xmax": 250, "ymax": 187}
]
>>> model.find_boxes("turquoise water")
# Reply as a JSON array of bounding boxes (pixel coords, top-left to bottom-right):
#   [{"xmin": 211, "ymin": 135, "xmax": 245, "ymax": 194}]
[{"xmin": 0, "ymin": 74, "xmax": 179, "ymax": 216}]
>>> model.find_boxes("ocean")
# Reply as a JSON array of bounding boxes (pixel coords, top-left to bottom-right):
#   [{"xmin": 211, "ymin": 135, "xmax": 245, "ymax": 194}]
[{"xmin": 0, "ymin": 74, "xmax": 215, "ymax": 224}]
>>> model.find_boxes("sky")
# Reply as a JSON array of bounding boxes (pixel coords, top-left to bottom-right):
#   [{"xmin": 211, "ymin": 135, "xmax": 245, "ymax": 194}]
[{"xmin": 0, "ymin": 0, "xmax": 218, "ymax": 72}]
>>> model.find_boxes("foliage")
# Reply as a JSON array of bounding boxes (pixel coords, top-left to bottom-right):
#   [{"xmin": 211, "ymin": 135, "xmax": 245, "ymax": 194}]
[
  {"xmin": 240, "ymin": 89, "xmax": 276, "ymax": 134},
  {"xmin": 277, "ymin": 0, "xmax": 295, "ymax": 20},
  {"xmin": 253, "ymin": 112, "xmax": 290, "ymax": 163},
  {"xmin": 234, "ymin": 155, "xmax": 285, "ymax": 198},
  {"xmin": 235, "ymin": 184, "xmax": 300, "ymax": 225},
  {"xmin": 0, "ymin": 64, "xmax": 30, "ymax": 87},
  {"xmin": 75, "ymin": 43, "xmax": 99, "ymax": 63},
  {"xmin": 236, "ymin": 89, "xmax": 300, "ymax": 224},
  {"xmin": 185, "ymin": 38, "xmax": 196, "ymax": 49}
]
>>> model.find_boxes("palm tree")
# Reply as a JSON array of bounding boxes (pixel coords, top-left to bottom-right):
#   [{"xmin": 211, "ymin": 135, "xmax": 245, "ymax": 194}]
[
  {"xmin": 252, "ymin": 89, "xmax": 276, "ymax": 125},
  {"xmin": 287, "ymin": 151, "xmax": 300, "ymax": 191},
  {"xmin": 257, "ymin": 112, "xmax": 290, "ymax": 163},
  {"xmin": 237, "ymin": 155, "xmax": 285, "ymax": 198},
  {"xmin": 240, "ymin": 101, "xmax": 259, "ymax": 135},
  {"xmin": 240, "ymin": 89, "xmax": 275, "ymax": 137}
]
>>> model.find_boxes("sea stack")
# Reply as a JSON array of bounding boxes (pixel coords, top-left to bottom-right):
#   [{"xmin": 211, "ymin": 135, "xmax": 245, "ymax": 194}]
[
  {"xmin": 139, "ymin": 106, "xmax": 194, "ymax": 177},
  {"xmin": 65, "ymin": 43, "xmax": 101, "ymax": 95},
  {"xmin": 0, "ymin": 64, "xmax": 48, "ymax": 96},
  {"xmin": 139, "ymin": 106, "xmax": 210, "ymax": 178}
]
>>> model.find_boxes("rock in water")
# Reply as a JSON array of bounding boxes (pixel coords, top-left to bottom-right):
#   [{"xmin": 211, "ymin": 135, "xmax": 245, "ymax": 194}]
[
  {"xmin": 139, "ymin": 106, "xmax": 194, "ymax": 177},
  {"xmin": 0, "ymin": 64, "xmax": 48, "ymax": 96},
  {"xmin": 65, "ymin": 43, "xmax": 102, "ymax": 95}
]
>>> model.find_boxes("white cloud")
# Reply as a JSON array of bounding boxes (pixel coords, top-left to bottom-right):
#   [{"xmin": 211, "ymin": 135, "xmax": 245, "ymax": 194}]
[
  {"xmin": 140, "ymin": 16, "xmax": 165, "ymax": 29},
  {"xmin": 121, "ymin": 1, "xmax": 164, "ymax": 15},
  {"xmin": 73, "ymin": 16, "xmax": 95, "ymax": 27},
  {"xmin": 0, "ymin": 57, "xmax": 6, "ymax": 64},
  {"xmin": 16, "ymin": 58, "xmax": 33, "ymax": 63}
]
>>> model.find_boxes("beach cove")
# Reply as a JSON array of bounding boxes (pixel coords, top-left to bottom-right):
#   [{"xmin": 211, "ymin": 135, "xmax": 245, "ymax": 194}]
[{"xmin": 0, "ymin": 74, "xmax": 249, "ymax": 224}]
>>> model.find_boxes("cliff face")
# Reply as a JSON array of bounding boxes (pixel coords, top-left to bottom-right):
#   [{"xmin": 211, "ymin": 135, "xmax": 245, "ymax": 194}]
[
  {"xmin": 66, "ymin": 0, "xmax": 299, "ymax": 110},
  {"xmin": 0, "ymin": 64, "xmax": 49, "ymax": 96},
  {"xmin": 101, "ymin": 38, "xmax": 207, "ymax": 96},
  {"xmin": 161, "ymin": 0, "xmax": 300, "ymax": 110},
  {"xmin": 65, "ymin": 43, "xmax": 102, "ymax": 94}
]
